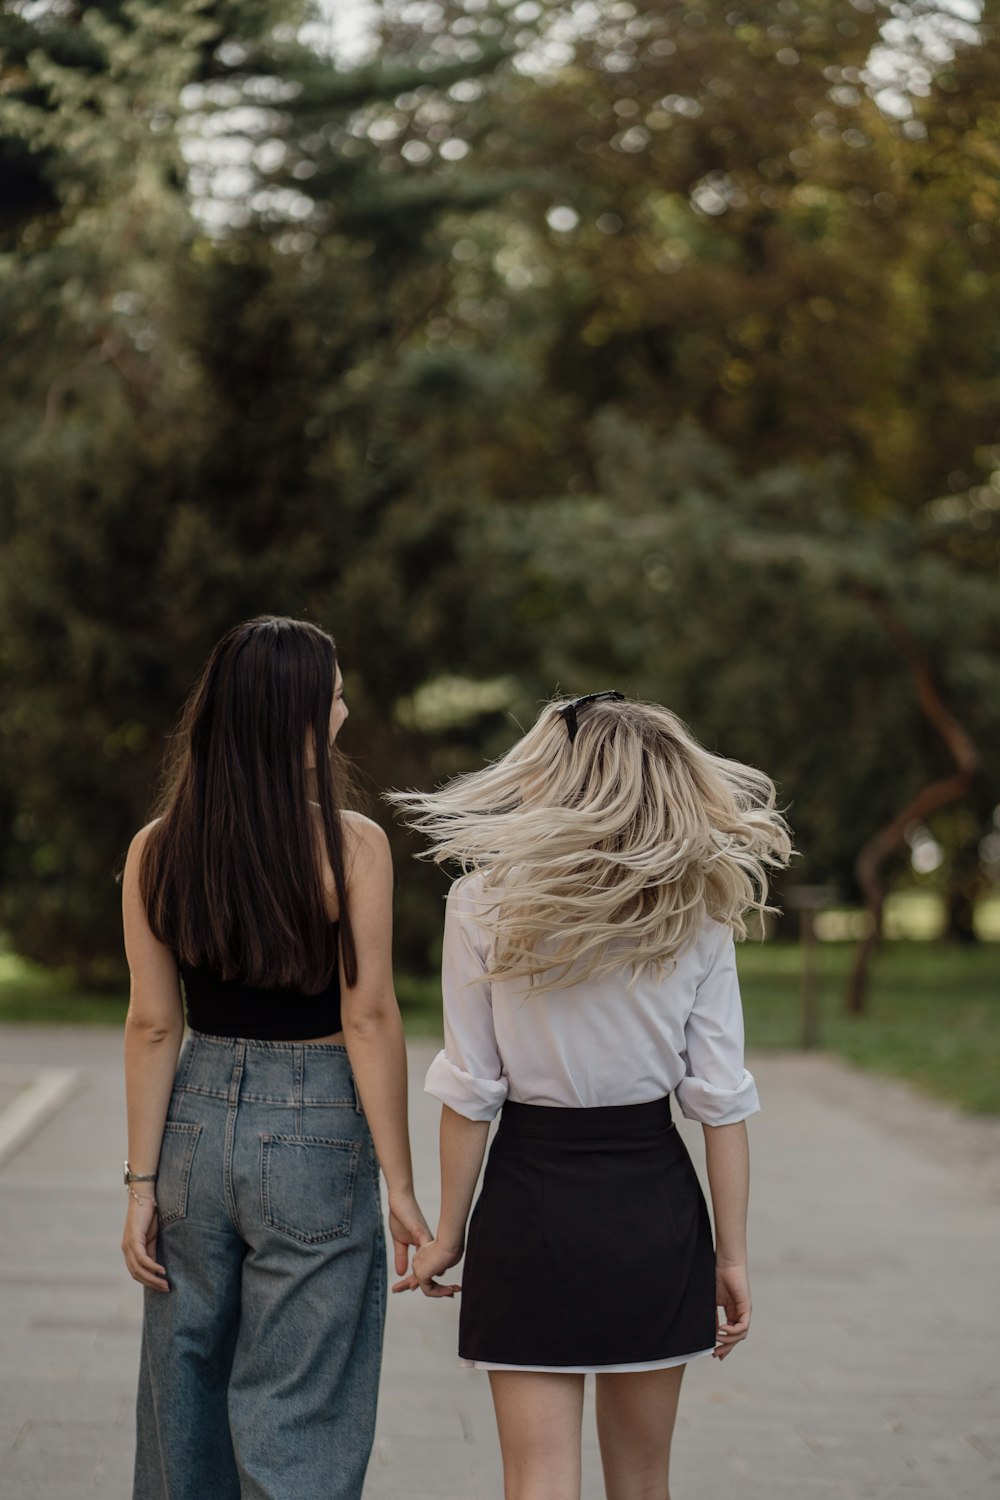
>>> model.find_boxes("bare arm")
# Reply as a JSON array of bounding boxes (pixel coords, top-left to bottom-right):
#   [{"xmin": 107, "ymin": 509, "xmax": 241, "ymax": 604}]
[
  {"xmin": 121, "ymin": 824, "xmax": 186, "ymax": 1293},
  {"xmin": 703, "ymin": 1119, "xmax": 751, "ymax": 1358},
  {"xmin": 399, "ymin": 1105, "xmax": 490, "ymax": 1298},
  {"xmin": 436, "ymin": 1105, "xmax": 491, "ymax": 1252},
  {"xmin": 339, "ymin": 816, "xmax": 430, "ymax": 1278}
]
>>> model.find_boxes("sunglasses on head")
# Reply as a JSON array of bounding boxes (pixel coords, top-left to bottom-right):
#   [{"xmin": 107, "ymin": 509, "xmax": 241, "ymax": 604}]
[{"xmin": 556, "ymin": 690, "xmax": 625, "ymax": 743}]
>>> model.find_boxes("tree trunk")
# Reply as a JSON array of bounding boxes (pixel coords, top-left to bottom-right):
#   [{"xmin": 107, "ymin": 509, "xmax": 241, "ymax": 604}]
[
  {"xmin": 945, "ymin": 888, "xmax": 978, "ymax": 944},
  {"xmin": 845, "ymin": 592, "xmax": 980, "ymax": 1015}
]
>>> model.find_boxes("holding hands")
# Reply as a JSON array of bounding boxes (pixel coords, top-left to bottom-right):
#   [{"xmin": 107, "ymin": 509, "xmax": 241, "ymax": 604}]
[
  {"xmin": 392, "ymin": 1105, "xmax": 486, "ymax": 1296},
  {"xmin": 387, "ymin": 1188, "xmax": 433, "ymax": 1281},
  {"xmin": 393, "ymin": 1236, "xmax": 463, "ymax": 1297}
]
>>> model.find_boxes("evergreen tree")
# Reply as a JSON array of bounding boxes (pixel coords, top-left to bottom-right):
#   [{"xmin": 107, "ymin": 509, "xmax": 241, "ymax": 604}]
[{"xmin": 0, "ymin": 0, "xmax": 508, "ymax": 979}]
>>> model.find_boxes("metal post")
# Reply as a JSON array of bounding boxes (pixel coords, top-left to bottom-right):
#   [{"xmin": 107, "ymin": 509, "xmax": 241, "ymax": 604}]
[{"xmin": 787, "ymin": 886, "xmax": 835, "ymax": 1051}]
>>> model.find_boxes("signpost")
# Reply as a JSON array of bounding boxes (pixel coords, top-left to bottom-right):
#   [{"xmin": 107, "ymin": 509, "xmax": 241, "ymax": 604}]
[{"xmin": 786, "ymin": 885, "xmax": 836, "ymax": 1049}]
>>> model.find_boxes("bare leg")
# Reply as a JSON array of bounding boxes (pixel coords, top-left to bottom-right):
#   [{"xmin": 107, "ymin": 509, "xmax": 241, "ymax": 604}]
[
  {"xmin": 595, "ymin": 1365, "xmax": 686, "ymax": 1500},
  {"xmin": 488, "ymin": 1370, "xmax": 586, "ymax": 1500}
]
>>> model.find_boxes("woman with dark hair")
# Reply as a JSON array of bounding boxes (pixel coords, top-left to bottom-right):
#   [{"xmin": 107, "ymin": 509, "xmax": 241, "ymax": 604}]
[{"xmin": 120, "ymin": 615, "xmax": 427, "ymax": 1500}]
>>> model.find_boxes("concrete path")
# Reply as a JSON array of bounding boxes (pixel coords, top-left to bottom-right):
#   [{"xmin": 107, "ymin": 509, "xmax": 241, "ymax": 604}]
[{"xmin": 0, "ymin": 1026, "xmax": 997, "ymax": 1500}]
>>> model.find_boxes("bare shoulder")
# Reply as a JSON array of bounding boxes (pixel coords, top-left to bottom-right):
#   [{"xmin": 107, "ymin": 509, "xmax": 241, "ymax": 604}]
[
  {"xmin": 129, "ymin": 817, "xmax": 161, "ymax": 850},
  {"xmin": 340, "ymin": 811, "xmax": 391, "ymax": 871},
  {"xmin": 124, "ymin": 818, "xmax": 162, "ymax": 881},
  {"xmin": 121, "ymin": 821, "xmax": 167, "ymax": 958}
]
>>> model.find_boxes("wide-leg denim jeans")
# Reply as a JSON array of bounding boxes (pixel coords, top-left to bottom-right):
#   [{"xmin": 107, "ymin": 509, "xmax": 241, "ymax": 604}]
[{"xmin": 134, "ymin": 1031, "xmax": 386, "ymax": 1500}]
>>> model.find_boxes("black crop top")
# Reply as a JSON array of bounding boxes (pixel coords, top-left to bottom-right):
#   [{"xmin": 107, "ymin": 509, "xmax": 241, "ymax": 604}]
[{"xmin": 180, "ymin": 926, "xmax": 342, "ymax": 1041}]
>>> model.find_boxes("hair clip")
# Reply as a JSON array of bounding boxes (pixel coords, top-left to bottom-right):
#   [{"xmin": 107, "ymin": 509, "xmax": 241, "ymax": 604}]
[{"xmin": 556, "ymin": 690, "xmax": 625, "ymax": 743}]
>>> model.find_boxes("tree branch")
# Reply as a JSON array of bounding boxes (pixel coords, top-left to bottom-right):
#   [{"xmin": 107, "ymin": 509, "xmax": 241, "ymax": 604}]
[{"xmin": 846, "ymin": 587, "xmax": 980, "ymax": 1014}]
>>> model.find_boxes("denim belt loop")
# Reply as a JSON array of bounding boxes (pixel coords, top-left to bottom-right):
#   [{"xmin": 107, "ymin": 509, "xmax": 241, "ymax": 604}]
[
  {"xmin": 293, "ymin": 1045, "xmax": 304, "ymax": 1135},
  {"xmin": 227, "ymin": 1039, "xmax": 247, "ymax": 1108},
  {"xmin": 175, "ymin": 1033, "xmax": 196, "ymax": 1093},
  {"xmin": 352, "ymin": 1076, "xmax": 364, "ymax": 1116}
]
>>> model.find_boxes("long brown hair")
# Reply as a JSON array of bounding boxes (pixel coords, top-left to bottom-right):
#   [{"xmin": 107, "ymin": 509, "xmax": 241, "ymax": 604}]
[{"xmin": 140, "ymin": 616, "xmax": 357, "ymax": 989}]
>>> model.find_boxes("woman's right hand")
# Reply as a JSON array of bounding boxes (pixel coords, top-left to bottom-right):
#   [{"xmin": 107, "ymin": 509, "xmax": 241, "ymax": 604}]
[
  {"xmin": 713, "ymin": 1260, "xmax": 750, "ymax": 1358},
  {"xmin": 387, "ymin": 1188, "xmax": 432, "ymax": 1282},
  {"xmin": 121, "ymin": 1196, "xmax": 169, "ymax": 1293}
]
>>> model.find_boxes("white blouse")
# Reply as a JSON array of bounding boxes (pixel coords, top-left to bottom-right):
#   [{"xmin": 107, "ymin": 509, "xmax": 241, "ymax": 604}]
[{"xmin": 425, "ymin": 876, "xmax": 760, "ymax": 1126}]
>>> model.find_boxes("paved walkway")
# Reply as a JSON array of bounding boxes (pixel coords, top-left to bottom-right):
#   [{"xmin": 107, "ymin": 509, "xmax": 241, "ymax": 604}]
[{"xmin": 0, "ymin": 1026, "xmax": 997, "ymax": 1500}]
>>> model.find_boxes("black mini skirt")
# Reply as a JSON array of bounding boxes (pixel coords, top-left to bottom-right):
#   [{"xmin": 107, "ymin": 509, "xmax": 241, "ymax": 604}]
[{"xmin": 458, "ymin": 1095, "xmax": 718, "ymax": 1372}]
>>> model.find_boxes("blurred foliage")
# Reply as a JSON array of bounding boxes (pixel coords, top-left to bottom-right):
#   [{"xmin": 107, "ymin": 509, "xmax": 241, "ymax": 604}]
[
  {"xmin": 452, "ymin": 416, "xmax": 1000, "ymax": 903},
  {"xmin": 0, "ymin": 0, "xmax": 998, "ymax": 982}
]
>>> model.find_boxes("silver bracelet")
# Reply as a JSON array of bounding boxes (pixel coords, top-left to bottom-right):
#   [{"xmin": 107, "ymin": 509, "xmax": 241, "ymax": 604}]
[
  {"xmin": 123, "ymin": 1160, "xmax": 158, "ymax": 1186},
  {"xmin": 126, "ymin": 1184, "xmax": 157, "ymax": 1208}
]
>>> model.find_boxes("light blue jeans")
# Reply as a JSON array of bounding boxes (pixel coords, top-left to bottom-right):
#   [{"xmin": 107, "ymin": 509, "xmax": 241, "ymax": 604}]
[{"xmin": 134, "ymin": 1032, "xmax": 386, "ymax": 1500}]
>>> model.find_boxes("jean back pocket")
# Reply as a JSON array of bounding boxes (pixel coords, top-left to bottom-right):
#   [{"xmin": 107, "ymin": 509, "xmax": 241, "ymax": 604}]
[
  {"xmin": 260, "ymin": 1135, "xmax": 361, "ymax": 1245},
  {"xmin": 156, "ymin": 1121, "xmax": 202, "ymax": 1226}
]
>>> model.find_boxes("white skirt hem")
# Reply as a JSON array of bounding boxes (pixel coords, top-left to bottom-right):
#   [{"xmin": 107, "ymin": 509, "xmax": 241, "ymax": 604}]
[{"xmin": 460, "ymin": 1345, "xmax": 716, "ymax": 1374}]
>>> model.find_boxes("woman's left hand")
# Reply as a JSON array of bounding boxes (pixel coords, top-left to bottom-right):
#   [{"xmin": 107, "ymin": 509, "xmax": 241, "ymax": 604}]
[{"xmin": 121, "ymin": 1196, "xmax": 169, "ymax": 1293}]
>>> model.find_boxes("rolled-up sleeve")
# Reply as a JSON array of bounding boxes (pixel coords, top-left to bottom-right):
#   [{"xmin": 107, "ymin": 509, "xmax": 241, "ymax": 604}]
[
  {"xmin": 424, "ymin": 878, "xmax": 509, "ymax": 1122},
  {"xmin": 675, "ymin": 923, "xmax": 760, "ymax": 1126}
]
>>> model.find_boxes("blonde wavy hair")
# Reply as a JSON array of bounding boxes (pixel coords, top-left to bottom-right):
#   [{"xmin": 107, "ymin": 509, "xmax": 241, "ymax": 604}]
[{"xmin": 389, "ymin": 695, "xmax": 793, "ymax": 992}]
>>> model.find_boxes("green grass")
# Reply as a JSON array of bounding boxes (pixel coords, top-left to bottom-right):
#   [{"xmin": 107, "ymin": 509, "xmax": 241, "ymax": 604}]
[
  {"xmin": 395, "ymin": 973, "xmax": 449, "ymax": 1036},
  {"xmin": 736, "ymin": 942, "xmax": 1000, "ymax": 1114},
  {"xmin": 0, "ymin": 953, "xmax": 128, "ymax": 1024},
  {"xmin": 2, "ymin": 944, "xmax": 998, "ymax": 1114}
]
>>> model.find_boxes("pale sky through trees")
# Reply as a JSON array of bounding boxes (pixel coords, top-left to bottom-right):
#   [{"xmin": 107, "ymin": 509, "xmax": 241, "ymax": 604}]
[
  {"xmin": 312, "ymin": 0, "xmax": 379, "ymax": 61},
  {"xmin": 314, "ymin": 0, "xmax": 986, "ymax": 118}
]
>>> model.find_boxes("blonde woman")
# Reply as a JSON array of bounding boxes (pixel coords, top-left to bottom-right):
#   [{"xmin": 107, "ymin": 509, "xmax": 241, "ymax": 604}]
[{"xmin": 390, "ymin": 692, "xmax": 792, "ymax": 1500}]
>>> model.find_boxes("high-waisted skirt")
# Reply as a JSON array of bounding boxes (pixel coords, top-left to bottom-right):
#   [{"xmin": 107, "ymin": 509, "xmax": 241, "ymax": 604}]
[{"xmin": 458, "ymin": 1094, "xmax": 718, "ymax": 1373}]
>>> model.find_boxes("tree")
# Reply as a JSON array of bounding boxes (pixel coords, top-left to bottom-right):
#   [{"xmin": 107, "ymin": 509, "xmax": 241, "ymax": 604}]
[
  {"xmin": 405, "ymin": 0, "xmax": 1000, "ymax": 510},
  {"xmin": 2, "ymin": 0, "xmax": 998, "ymax": 986},
  {"xmin": 444, "ymin": 415, "xmax": 1000, "ymax": 1004},
  {"xmin": 0, "ymin": 0, "xmax": 510, "ymax": 979}
]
